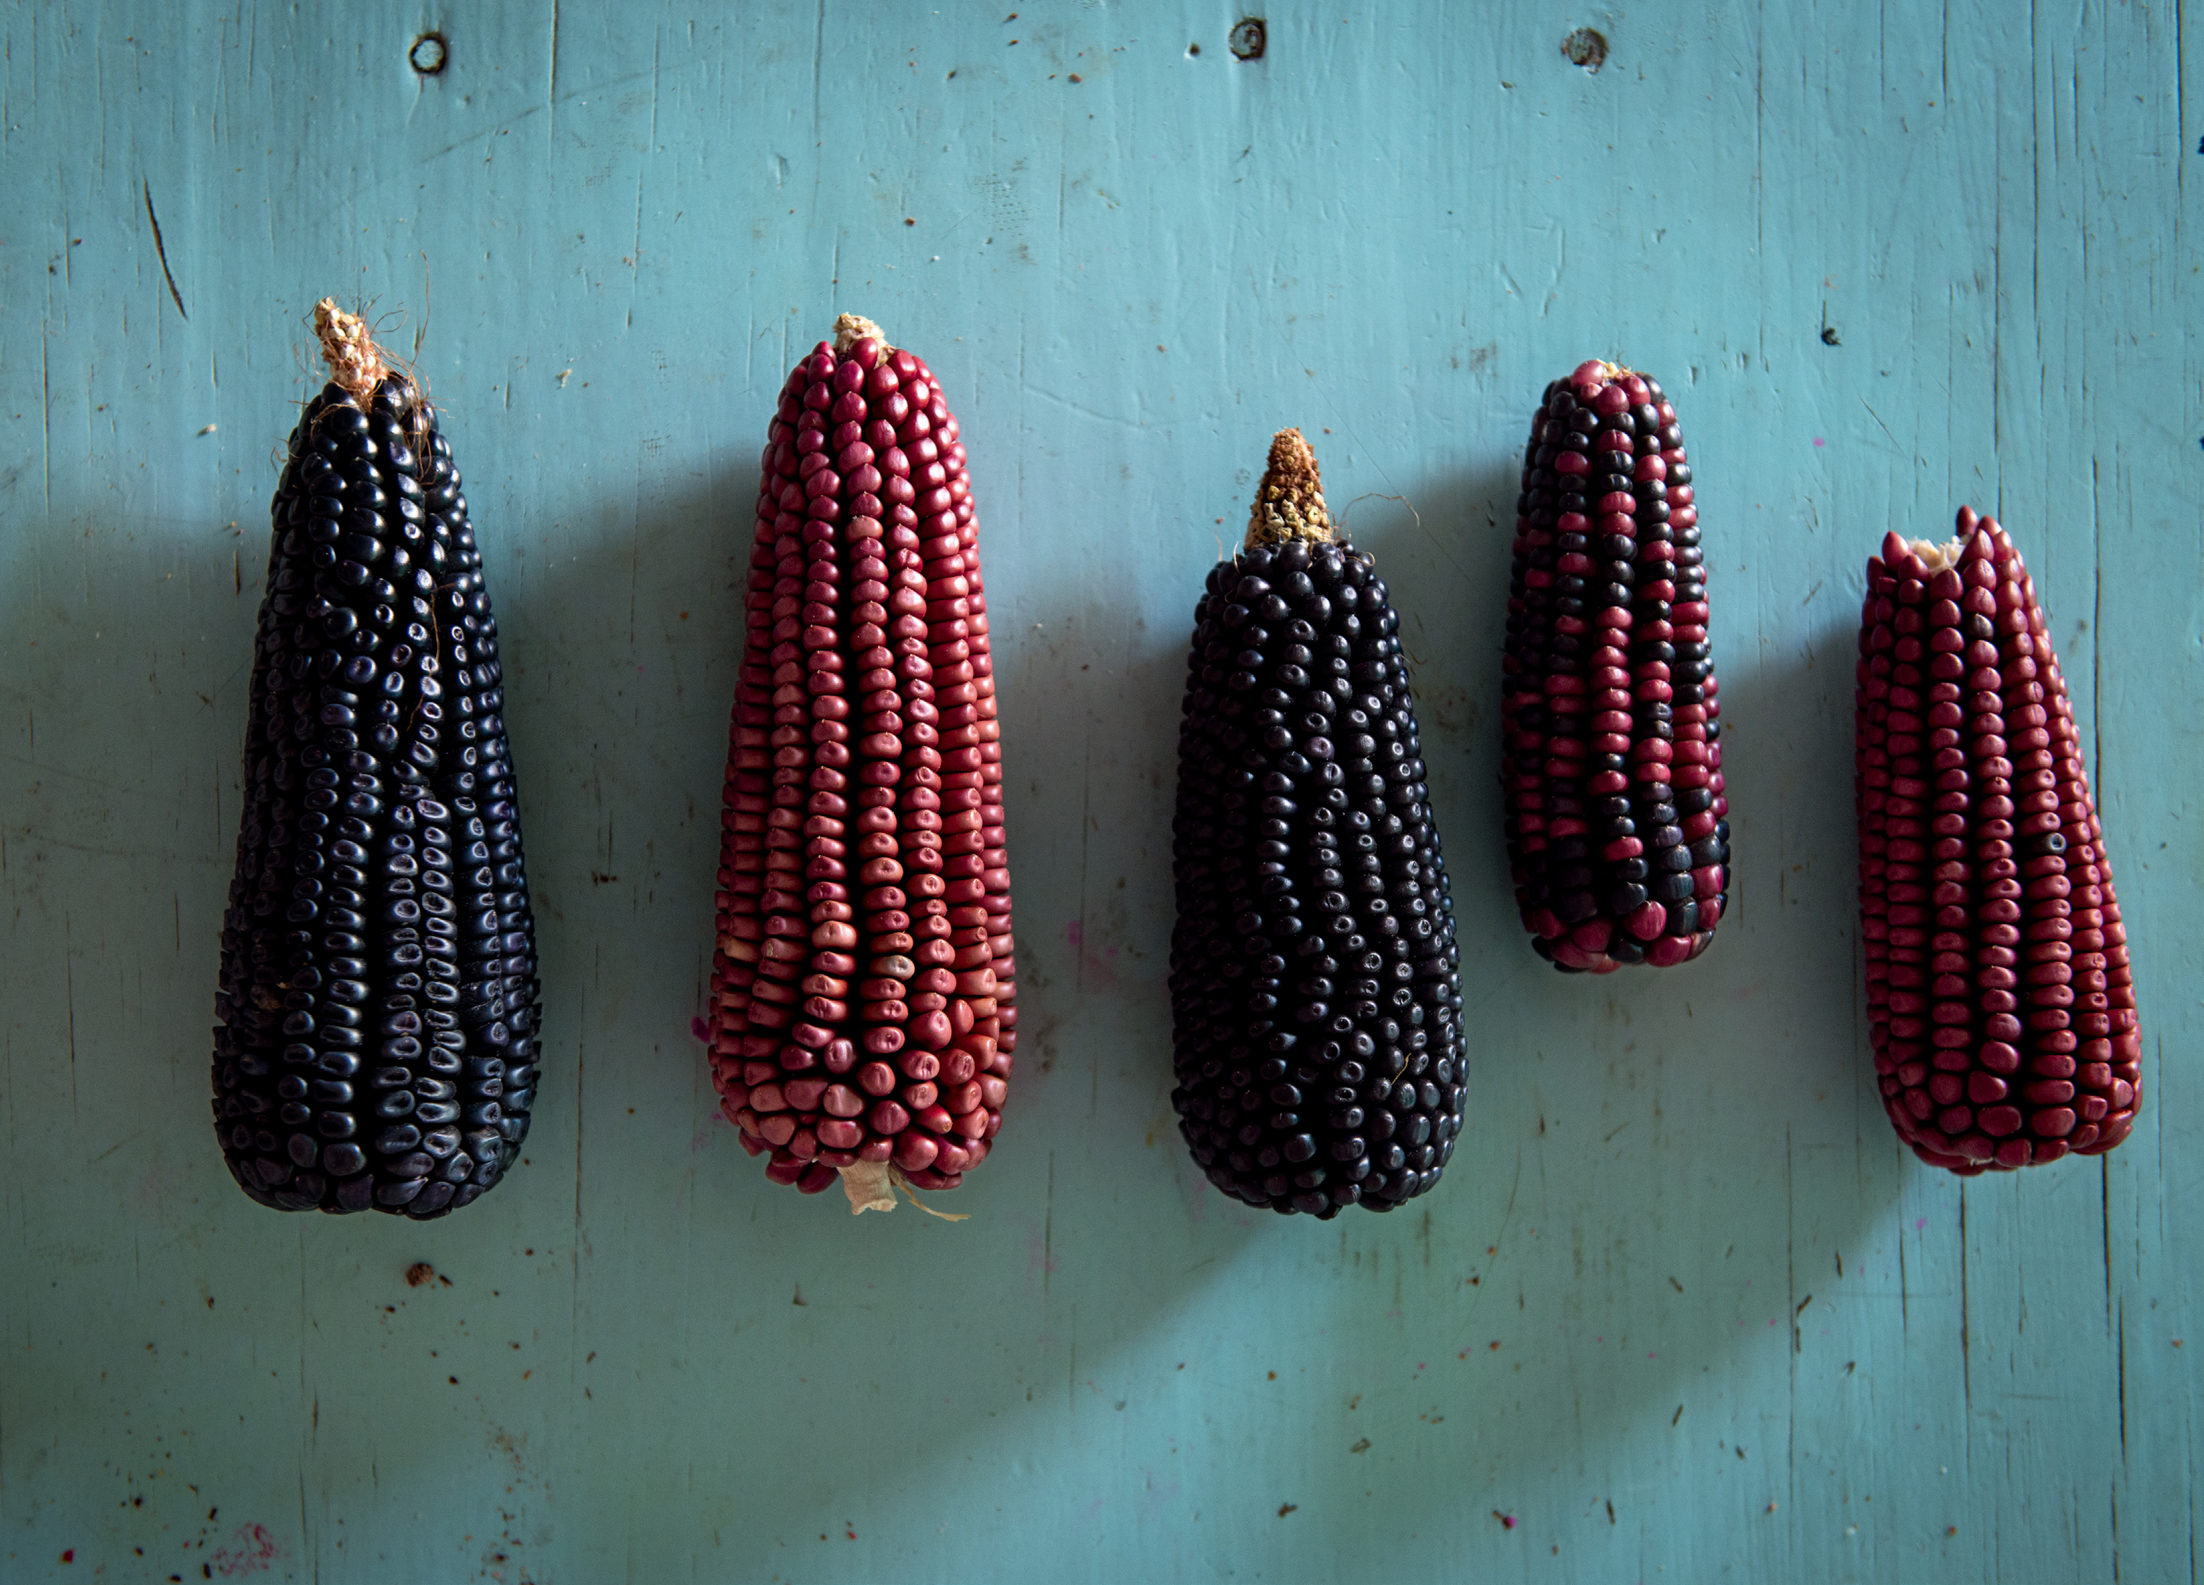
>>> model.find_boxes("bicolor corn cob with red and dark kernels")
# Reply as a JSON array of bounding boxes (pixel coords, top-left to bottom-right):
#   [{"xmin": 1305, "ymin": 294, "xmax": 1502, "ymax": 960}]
[
  {"xmin": 1856, "ymin": 508, "xmax": 2139, "ymax": 1174},
  {"xmin": 708, "ymin": 315, "xmax": 1016, "ymax": 1200},
  {"xmin": 211, "ymin": 301, "xmax": 540, "ymax": 1217},
  {"xmin": 1169, "ymin": 431, "xmax": 1466, "ymax": 1218},
  {"xmin": 1502, "ymin": 360, "xmax": 1729, "ymax": 972}
]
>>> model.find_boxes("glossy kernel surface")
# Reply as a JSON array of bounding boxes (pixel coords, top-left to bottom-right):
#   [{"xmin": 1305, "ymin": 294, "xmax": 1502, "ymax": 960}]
[
  {"xmin": 1856, "ymin": 508, "xmax": 2139, "ymax": 1173},
  {"xmin": 212, "ymin": 369, "xmax": 540, "ymax": 1217},
  {"xmin": 1502, "ymin": 360, "xmax": 1729, "ymax": 972},
  {"xmin": 1167, "ymin": 433, "xmax": 1465, "ymax": 1218},
  {"xmin": 707, "ymin": 326, "xmax": 1015, "ymax": 1195}
]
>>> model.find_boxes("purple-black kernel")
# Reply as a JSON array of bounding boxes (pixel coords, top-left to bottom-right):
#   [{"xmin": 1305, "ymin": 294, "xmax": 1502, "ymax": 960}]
[
  {"xmin": 1169, "ymin": 432, "xmax": 1464, "ymax": 1220},
  {"xmin": 211, "ymin": 301, "xmax": 538, "ymax": 1217}
]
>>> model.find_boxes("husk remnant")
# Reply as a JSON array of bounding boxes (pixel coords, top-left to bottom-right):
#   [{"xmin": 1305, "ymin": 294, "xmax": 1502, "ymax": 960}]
[{"xmin": 837, "ymin": 1160, "xmax": 970, "ymax": 1220}]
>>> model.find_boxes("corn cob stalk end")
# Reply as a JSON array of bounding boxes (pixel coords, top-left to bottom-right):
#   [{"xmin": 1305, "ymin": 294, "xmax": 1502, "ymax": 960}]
[
  {"xmin": 1572, "ymin": 357, "xmax": 1639, "ymax": 386},
  {"xmin": 839, "ymin": 1158, "xmax": 972, "ymax": 1218},
  {"xmin": 312, "ymin": 299, "xmax": 394, "ymax": 405},
  {"xmin": 1891, "ymin": 504, "xmax": 1994, "ymax": 575},
  {"xmin": 1244, "ymin": 427, "xmax": 1334, "ymax": 548},
  {"xmin": 832, "ymin": 312, "xmax": 892, "ymax": 353}
]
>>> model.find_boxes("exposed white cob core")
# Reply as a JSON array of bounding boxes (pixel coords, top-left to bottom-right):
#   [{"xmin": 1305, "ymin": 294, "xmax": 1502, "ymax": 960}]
[{"xmin": 1908, "ymin": 537, "xmax": 1963, "ymax": 572}]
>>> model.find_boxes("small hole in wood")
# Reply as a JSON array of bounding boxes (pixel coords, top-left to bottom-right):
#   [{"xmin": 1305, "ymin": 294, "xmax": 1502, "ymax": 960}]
[
  {"xmin": 1561, "ymin": 27, "xmax": 1608, "ymax": 72},
  {"xmin": 410, "ymin": 33, "xmax": 448, "ymax": 75}
]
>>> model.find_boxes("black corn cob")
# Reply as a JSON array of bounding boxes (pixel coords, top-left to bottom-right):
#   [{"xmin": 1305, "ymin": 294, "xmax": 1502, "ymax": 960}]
[
  {"xmin": 1168, "ymin": 430, "xmax": 1467, "ymax": 1217},
  {"xmin": 1857, "ymin": 508, "xmax": 2139, "ymax": 1174},
  {"xmin": 210, "ymin": 300, "xmax": 540, "ymax": 1217},
  {"xmin": 1502, "ymin": 359, "xmax": 1729, "ymax": 972}
]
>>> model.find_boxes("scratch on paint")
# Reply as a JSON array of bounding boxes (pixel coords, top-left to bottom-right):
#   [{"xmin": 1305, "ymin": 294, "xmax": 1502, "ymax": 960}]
[{"xmin": 143, "ymin": 181, "xmax": 189, "ymax": 319}]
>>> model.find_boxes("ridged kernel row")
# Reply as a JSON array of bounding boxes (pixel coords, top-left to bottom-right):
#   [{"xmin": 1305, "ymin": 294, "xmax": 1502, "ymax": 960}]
[
  {"xmin": 1169, "ymin": 431, "xmax": 1466, "ymax": 1218},
  {"xmin": 212, "ymin": 302, "xmax": 540, "ymax": 1217},
  {"xmin": 1503, "ymin": 360, "xmax": 1729, "ymax": 971},
  {"xmin": 1857, "ymin": 509, "xmax": 2139, "ymax": 1173},
  {"xmin": 708, "ymin": 316, "xmax": 1016, "ymax": 1197}
]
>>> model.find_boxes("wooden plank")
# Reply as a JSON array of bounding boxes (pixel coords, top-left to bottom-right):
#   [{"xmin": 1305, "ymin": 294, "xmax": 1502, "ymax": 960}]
[{"xmin": 1, "ymin": 1, "xmax": 2195, "ymax": 1578}]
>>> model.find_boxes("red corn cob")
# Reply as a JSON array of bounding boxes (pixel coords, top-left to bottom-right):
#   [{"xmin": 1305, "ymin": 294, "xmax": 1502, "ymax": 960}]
[
  {"xmin": 1502, "ymin": 360, "xmax": 1729, "ymax": 971},
  {"xmin": 1856, "ymin": 508, "xmax": 2139, "ymax": 1174},
  {"xmin": 707, "ymin": 315, "xmax": 1015, "ymax": 1206}
]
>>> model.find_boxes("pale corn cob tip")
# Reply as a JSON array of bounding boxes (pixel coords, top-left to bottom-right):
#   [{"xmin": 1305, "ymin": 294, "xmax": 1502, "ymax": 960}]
[
  {"xmin": 313, "ymin": 299, "xmax": 392, "ymax": 404},
  {"xmin": 1906, "ymin": 505, "xmax": 1986, "ymax": 573},
  {"xmin": 1244, "ymin": 428, "xmax": 1334, "ymax": 548},
  {"xmin": 833, "ymin": 313, "xmax": 893, "ymax": 353}
]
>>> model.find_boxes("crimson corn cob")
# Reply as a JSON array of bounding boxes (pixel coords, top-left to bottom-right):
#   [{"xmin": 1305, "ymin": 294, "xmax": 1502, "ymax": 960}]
[
  {"xmin": 211, "ymin": 301, "xmax": 540, "ymax": 1216},
  {"xmin": 1857, "ymin": 508, "xmax": 2139, "ymax": 1174},
  {"xmin": 1503, "ymin": 360, "xmax": 1729, "ymax": 972},
  {"xmin": 708, "ymin": 315, "xmax": 1016, "ymax": 1201},
  {"xmin": 1168, "ymin": 430, "xmax": 1466, "ymax": 1217}
]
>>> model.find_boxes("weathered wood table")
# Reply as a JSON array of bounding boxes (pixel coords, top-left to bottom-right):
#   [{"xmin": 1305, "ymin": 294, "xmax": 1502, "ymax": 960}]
[{"xmin": 3, "ymin": 2, "xmax": 2194, "ymax": 1579}]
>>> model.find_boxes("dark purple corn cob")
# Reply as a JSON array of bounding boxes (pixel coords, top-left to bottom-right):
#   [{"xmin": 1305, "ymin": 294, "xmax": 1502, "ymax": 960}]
[
  {"xmin": 1502, "ymin": 360, "xmax": 1729, "ymax": 972},
  {"xmin": 1857, "ymin": 508, "xmax": 2139, "ymax": 1174},
  {"xmin": 707, "ymin": 314, "xmax": 1017, "ymax": 1204},
  {"xmin": 211, "ymin": 301, "xmax": 540, "ymax": 1217},
  {"xmin": 1168, "ymin": 430, "xmax": 1466, "ymax": 1218}
]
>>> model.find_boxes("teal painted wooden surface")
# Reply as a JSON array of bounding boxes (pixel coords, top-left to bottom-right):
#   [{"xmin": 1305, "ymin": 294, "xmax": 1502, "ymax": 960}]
[{"xmin": 2, "ymin": 0, "xmax": 2198, "ymax": 1579}]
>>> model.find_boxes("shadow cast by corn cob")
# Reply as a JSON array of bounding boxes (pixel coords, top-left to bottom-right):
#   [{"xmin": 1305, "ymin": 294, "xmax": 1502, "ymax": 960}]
[
  {"xmin": 1167, "ymin": 430, "xmax": 1467, "ymax": 1218},
  {"xmin": 210, "ymin": 301, "xmax": 541, "ymax": 1216},
  {"xmin": 1502, "ymin": 360, "xmax": 1730, "ymax": 972},
  {"xmin": 1856, "ymin": 507, "xmax": 2139, "ymax": 1174},
  {"xmin": 708, "ymin": 316, "xmax": 1016, "ymax": 1204}
]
